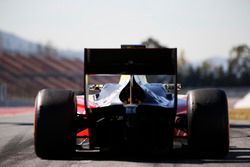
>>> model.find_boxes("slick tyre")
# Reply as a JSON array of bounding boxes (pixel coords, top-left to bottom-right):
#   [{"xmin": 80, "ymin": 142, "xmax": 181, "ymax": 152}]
[
  {"xmin": 73, "ymin": 90, "xmax": 84, "ymax": 96},
  {"xmin": 187, "ymin": 88, "xmax": 229, "ymax": 157},
  {"xmin": 34, "ymin": 89, "xmax": 76, "ymax": 159}
]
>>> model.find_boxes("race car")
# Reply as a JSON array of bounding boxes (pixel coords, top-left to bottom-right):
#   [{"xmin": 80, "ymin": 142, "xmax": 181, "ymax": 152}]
[{"xmin": 34, "ymin": 46, "xmax": 229, "ymax": 159}]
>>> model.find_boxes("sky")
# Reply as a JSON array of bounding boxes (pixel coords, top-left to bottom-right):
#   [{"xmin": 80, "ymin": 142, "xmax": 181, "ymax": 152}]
[{"xmin": 0, "ymin": 0, "xmax": 249, "ymax": 62}]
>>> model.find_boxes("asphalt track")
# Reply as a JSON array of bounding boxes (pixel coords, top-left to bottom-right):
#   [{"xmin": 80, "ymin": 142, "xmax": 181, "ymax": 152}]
[{"xmin": 0, "ymin": 109, "xmax": 250, "ymax": 167}]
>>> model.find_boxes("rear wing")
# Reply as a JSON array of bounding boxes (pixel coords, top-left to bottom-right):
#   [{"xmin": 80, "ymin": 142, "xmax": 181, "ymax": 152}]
[
  {"xmin": 83, "ymin": 48, "xmax": 178, "ymax": 113},
  {"xmin": 84, "ymin": 48, "xmax": 177, "ymax": 75}
]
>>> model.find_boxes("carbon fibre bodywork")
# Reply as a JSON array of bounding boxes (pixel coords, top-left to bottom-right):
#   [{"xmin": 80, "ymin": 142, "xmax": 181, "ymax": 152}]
[{"xmin": 75, "ymin": 47, "xmax": 184, "ymax": 152}]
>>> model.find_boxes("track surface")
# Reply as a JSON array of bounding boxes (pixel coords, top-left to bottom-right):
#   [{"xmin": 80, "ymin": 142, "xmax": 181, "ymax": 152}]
[{"xmin": 0, "ymin": 111, "xmax": 250, "ymax": 167}]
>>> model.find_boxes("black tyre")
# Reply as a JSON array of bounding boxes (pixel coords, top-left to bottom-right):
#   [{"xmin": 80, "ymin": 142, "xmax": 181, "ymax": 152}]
[
  {"xmin": 73, "ymin": 90, "xmax": 84, "ymax": 96},
  {"xmin": 187, "ymin": 88, "xmax": 229, "ymax": 157},
  {"xmin": 34, "ymin": 89, "xmax": 76, "ymax": 159}
]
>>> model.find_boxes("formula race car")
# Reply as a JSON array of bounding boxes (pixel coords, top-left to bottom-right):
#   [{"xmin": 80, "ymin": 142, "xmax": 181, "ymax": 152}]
[{"xmin": 34, "ymin": 45, "xmax": 229, "ymax": 159}]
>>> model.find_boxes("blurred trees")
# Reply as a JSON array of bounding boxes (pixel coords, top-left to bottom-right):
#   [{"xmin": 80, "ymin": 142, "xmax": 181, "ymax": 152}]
[
  {"xmin": 178, "ymin": 45, "xmax": 250, "ymax": 87},
  {"xmin": 227, "ymin": 44, "xmax": 250, "ymax": 86},
  {"xmin": 35, "ymin": 41, "xmax": 58, "ymax": 56},
  {"xmin": 43, "ymin": 42, "xmax": 58, "ymax": 56},
  {"xmin": 0, "ymin": 34, "xmax": 3, "ymax": 54},
  {"xmin": 141, "ymin": 38, "xmax": 250, "ymax": 87},
  {"xmin": 228, "ymin": 44, "xmax": 250, "ymax": 78}
]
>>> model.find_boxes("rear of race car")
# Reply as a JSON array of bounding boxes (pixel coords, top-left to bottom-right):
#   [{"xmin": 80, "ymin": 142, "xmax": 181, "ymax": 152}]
[
  {"xmin": 80, "ymin": 48, "xmax": 178, "ymax": 153},
  {"xmin": 34, "ymin": 45, "xmax": 229, "ymax": 159}
]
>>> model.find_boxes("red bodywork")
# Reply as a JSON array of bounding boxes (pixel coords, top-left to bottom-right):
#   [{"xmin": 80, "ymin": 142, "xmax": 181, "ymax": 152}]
[{"xmin": 76, "ymin": 95, "xmax": 188, "ymax": 140}]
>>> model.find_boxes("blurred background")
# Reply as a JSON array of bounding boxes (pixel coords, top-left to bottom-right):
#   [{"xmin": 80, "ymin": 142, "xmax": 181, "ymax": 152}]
[{"xmin": 0, "ymin": 0, "xmax": 249, "ymax": 112}]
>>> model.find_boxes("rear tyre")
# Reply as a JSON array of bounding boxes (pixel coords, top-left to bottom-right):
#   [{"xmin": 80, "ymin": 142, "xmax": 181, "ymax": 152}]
[
  {"xmin": 73, "ymin": 90, "xmax": 84, "ymax": 96},
  {"xmin": 187, "ymin": 88, "xmax": 229, "ymax": 157},
  {"xmin": 34, "ymin": 89, "xmax": 76, "ymax": 159}
]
